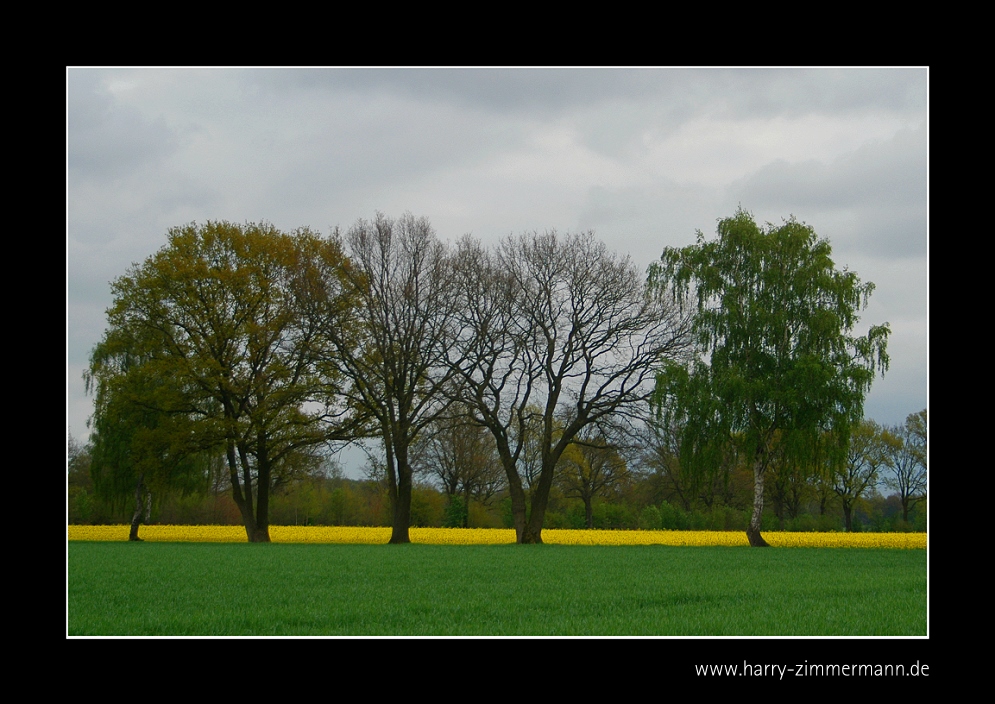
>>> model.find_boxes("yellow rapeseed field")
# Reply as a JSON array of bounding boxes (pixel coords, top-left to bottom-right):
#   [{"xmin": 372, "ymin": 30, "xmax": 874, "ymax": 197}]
[{"xmin": 67, "ymin": 525, "xmax": 926, "ymax": 548}]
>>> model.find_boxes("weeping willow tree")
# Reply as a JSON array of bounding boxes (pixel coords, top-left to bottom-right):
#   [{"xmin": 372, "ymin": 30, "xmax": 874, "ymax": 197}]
[
  {"xmin": 85, "ymin": 335, "xmax": 210, "ymax": 540},
  {"xmin": 649, "ymin": 209, "xmax": 890, "ymax": 546}
]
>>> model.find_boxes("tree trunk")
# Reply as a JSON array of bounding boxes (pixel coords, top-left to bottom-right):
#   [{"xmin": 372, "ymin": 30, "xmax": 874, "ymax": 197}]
[
  {"xmin": 129, "ymin": 473, "xmax": 146, "ymax": 541},
  {"xmin": 252, "ymin": 438, "xmax": 272, "ymax": 543},
  {"xmin": 499, "ymin": 453, "xmax": 529, "ymax": 543},
  {"xmin": 746, "ymin": 464, "xmax": 770, "ymax": 547},
  {"xmin": 511, "ymin": 492, "xmax": 528, "ymax": 542},
  {"xmin": 520, "ymin": 520, "xmax": 543, "ymax": 544},
  {"xmin": 384, "ymin": 430, "xmax": 398, "ymax": 521},
  {"xmin": 389, "ymin": 455, "xmax": 412, "ymax": 544},
  {"xmin": 227, "ymin": 440, "xmax": 260, "ymax": 541},
  {"xmin": 584, "ymin": 498, "xmax": 594, "ymax": 530},
  {"xmin": 521, "ymin": 500, "xmax": 547, "ymax": 543},
  {"xmin": 842, "ymin": 502, "xmax": 853, "ymax": 532},
  {"xmin": 521, "ymin": 463, "xmax": 557, "ymax": 544}
]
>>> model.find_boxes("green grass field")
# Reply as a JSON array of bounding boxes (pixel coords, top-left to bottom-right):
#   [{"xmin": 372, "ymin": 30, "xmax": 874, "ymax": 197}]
[{"xmin": 67, "ymin": 542, "xmax": 926, "ymax": 636}]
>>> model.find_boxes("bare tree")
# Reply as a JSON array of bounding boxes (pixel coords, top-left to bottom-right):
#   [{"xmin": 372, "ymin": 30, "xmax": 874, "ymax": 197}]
[
  {"xmin": 558, "ymin": 429, "xmax": 630, "ymax": 529},
  {"xmin": 884, "ymin": 409, "xmax": 927, "ymax": 523},
  {"xmin": 832, "ymin": 420, "xmax": 895, "ymax": 531},
  {"xmin": 450, "ymin": 231, "xmax": 693, "ymax": 543},
  {"xmin": 411, "ymin": 409, "xmax": 505, "ymax": 527},
  {"xmin": 327, "ymin": 213, "xmax": 461, "ymax": 543}
]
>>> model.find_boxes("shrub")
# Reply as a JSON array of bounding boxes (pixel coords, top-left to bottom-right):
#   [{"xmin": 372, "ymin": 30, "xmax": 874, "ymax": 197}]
[
  {"xmin": 687, "ymin": 509, "xmax": 709, "ymax": 530},
  {"xmin": 543, "ymin": 510, "xmax": 573, "ymax": 529},
  {"xmin": 409, "ymin": 487, "xmax": 445, "ymax": 527},
  {"xmin": 443, "ymin": 496, "xmax": 467, "ymax": 528},
  {"xmin": 638, "ymin": 505, "xmax": 662, "ymax": 530},
  {"xmin": 595, "ymin": 503, "xmax": 637, "ymax": 530},
  {"xmin": 659, "ymin": 501, "xmax": 687, "ymax": 530}
]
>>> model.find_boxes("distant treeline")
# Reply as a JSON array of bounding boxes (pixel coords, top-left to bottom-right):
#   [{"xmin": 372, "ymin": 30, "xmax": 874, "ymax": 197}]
[{"xmin": 67, "ymin": 427, "xmax": 925, "ymax": 533}]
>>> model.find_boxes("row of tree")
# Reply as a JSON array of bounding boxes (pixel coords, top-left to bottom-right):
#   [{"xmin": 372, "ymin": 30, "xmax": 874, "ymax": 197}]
[
  {"xmin": 80, "ymin": 209, "xmax": 910, "ymax": 545},
  {"xmin": 68, "ymin": 408, "xmax": 926, "ymax": 533},
  {"xmin": 407, "ymin": 405, "xmax": 927, "ymax": 532}
]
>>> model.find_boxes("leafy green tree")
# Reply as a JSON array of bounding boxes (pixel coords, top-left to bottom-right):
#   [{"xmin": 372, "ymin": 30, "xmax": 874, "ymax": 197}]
[
  {"xmin": 764, "ymin": 433, "xmax": 817, "ymax": 530},
  {"xmin": 648, "ymin": 209, "xmax": 889, "ymax": 546},
  {"xmin": 68, "ymin": 432, "xmax": 97, "ymax": 524},
  {"xmin": 884, "ymin": 409, "xmax": 927, "ymax": 523},
  {"xmin": 85, "ymin": 342, "xmax": 207, "ymax": 539},
  {"xmin": 636, "ymin": 417, "xmax": 742, "ymax": 512},
  {"xmin": 90, "ymin": 221, "xmax": 361, "ymax": 542}
]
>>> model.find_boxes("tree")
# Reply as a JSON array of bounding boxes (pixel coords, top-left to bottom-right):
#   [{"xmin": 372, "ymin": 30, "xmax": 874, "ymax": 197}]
[
  {"xmin": 85, "ymin": 341, "xmax": 207, "ymax": 539},
  {"xmin": 648, "ymin": 209, "xmax": 890, "ymax": 546},
  {"xmin": 322, "ymin": 213, "xmax": 460, "ymax": 544},
  {"xmin": 90, "ymin": 221, "xmax": 360, "ymax": 542},
  {"xmin": 766, "ymin": 458, "xmax": 812, "ymax": 529},
  {"xmin": 557, "ymin": 430, "xmax": 630, "ymax": 529},
  {"xmin": 764, "ymin": 432, "xmax": 817, "ymax": 529},
  {"xmin": 68, "ymin": 431, "xmax": 95, "ymax": 524},
  {"xmin": 411, "ymin": 411, "xmax": 505, "ymax": 527},
  {"xmin": 884, "ymin": 409, "xmax": 927, "ymax": 523},
  {"xmin": 451, "ymin": 231, "xmax": 693, "ymax": 543},
  {"xmin": 636, "ymin": 414, "xmax": 741, "ymax": 512},
  {"xmin": 831, "ymin": 420, "xmax": 895, "ymax": 531}
]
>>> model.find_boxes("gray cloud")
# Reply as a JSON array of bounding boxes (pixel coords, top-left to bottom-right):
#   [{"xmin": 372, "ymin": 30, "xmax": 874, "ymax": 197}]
[
  {"xmin": 728, "ymin": 124, "xmax": 926, "ymax": 258},
  {"xmin": 67, "ymin": 69, "xmax": 179, "ymax": 185},
  {"xmin": 67, "ymin": 68, "xmax": 928, "ymax": 443}
]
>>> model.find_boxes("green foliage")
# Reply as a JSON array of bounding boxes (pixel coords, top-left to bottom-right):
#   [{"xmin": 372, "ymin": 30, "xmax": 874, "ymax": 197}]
[
  {"xmin": 557, "ymin": 433, "xmax": 631, "ymax": 528},
  {"xmin": 86, "ymin": 221, "xmax": 360, "ymax": 541},
  {"xmin": 650, "ymin": 209, "xmax": 889, "ymax": 469},
  {"xmin": 443, "ymin": 496, "xmax": 467, "ymax": 528},
  {"xmin": 409, "ymin": 486, "xmax": 445, "ymax": 527},
  {"xmin": 648, "ymin": 209, "xmax": 889, "ymax": 544},
  {"xmin": 831, "ymin": 420, "xmax": 895, "ymax": 531},
  {"xmin": 705, "ymin": 505, "xmax": 747, "ymax": 531},
  {"xmin": 638, "ymin": 505, "xmax": 662, "ymax": 530},
  {"xmin": 658, "ymin": 501, "xmax": 681, "ymax": 530},
  {"xmin": 542, "ymin": 510, "xmax": 574, "ymax": 529},
  {"xmin": 85, "ymin": 324, "xmax": 207, "ymax": 517},
  {"xmin": 72, "ymin": 489, "xmax": 93, "ymax": 525},
  {"xmin": 782, "ymin": 512, "xmax": 843, "ymax": 532}
]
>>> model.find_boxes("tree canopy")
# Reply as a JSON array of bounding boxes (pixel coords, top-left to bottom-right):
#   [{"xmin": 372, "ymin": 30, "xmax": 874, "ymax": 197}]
[
  {"xmin": 831, "ymin": 419, "xmax": 896, "ymax": 531},
  {"xmin": 648, "ymin": 209, "xmax": 890, "ymax": 546},
  {"xmin": 451, "ymin": 230, "xmax": 693, "ymax": 543},
  {"xmin": 82, "ymin": 210, "xmax": 910, "ymax": 542},
  {"xmin": 321, "ymin": 212, "xmax": 461, "ymax": 544},
  {"xmin": 884, "ymin": 409, "xmax": 927, "ymax": 523},
  {"xmin": 88, "ymin": 221, "xmax": 360, "ymax": 541},
  {"xmin": 85, "ymin": 336, "xmax": 207, "ymax": 539}
]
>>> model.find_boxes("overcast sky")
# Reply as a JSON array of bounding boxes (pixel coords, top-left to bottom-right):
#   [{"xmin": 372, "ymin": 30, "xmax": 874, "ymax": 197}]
[{"xmin": 67, "ymin": 67, "xmax": 927, "ymax": 462}]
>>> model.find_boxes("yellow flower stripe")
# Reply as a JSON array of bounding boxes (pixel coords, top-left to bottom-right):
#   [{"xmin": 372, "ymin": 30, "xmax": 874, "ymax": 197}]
[{"xmin": 67, "ymin": 525, "xmax": 926, "ymax": 548}]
